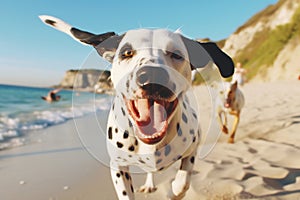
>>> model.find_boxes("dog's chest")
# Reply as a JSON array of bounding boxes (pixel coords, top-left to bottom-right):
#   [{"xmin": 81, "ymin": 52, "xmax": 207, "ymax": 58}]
[{"xmin": 106, "ymin": 94, "xmax": 200, "ymax": 172}]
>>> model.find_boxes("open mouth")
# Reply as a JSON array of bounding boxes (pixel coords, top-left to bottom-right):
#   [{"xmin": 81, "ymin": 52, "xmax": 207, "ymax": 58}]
[{"xmin": 125, "ymin": 98, "xmax": 178, "ymax": 144}]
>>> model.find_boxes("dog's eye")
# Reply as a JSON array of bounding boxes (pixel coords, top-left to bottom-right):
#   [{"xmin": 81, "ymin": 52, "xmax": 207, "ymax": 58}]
[
  {"xmin": 170, "ymin": 50, "xmax": 184, "ymax": 61},
  {"xmin": 121, "ymin": 49, "xmax": 135, "ymax": 59}
]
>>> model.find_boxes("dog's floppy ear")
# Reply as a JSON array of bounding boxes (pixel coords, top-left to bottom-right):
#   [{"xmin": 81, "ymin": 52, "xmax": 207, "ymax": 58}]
[
  {"xmin": 181, "ymin": 36, "xmax": 234, "ymax": 78},
  {"xmin": 200, "ymin": 42, "xmax": 234, "ymax": 78},
  {"xmin": 231, "ymin": 80, "xmax": 238, "ymax": 90},
  {"xmin": 39, "ymin": 15, "xmax": 123, "ymax": 62}
]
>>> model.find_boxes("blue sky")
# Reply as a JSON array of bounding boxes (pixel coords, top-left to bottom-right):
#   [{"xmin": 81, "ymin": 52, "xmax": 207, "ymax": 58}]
[{"xmin": 0, "ymin": 0, "xmax": 277, "ymax": 87}]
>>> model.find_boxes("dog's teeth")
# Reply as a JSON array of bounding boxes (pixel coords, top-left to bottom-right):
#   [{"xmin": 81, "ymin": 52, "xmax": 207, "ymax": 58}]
[{"xmin": 141, "ymin": 131, "xmax": 163, "ymax": 139}]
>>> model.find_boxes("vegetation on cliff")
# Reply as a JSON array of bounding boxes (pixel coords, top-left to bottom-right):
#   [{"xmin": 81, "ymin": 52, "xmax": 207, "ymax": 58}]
[{"xmin": 236, "ymin": 5, "xmax": 300, "ymax": 79}]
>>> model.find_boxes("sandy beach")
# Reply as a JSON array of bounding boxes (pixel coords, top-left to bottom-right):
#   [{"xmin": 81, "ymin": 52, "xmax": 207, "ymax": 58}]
[{"xmin": 1, "ymin": 81, "xmax": 299, "ymax": 200}]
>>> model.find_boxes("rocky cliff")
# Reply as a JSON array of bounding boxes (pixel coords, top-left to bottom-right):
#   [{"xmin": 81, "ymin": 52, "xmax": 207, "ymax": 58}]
[
  {"xmin": 222, "ymin": 0, "xmax": 300, "ymax": 82},
  {"xmin": 58, "ymin": 69, "xmax": 113, "ymax": 94}
]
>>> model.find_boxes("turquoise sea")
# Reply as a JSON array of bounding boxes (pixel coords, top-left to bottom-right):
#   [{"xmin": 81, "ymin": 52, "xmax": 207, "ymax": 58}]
[{"xmin": 0, "ymin": 84, "xmax": 112, "ymax": 150}]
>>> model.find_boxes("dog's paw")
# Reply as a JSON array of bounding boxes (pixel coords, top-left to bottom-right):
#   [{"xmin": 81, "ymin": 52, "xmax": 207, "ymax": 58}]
[
  {"xmin": 167, "ymin": 190, "xmax": 186, "ymax": 200},
  {"xmin": 228, "ymin": 138, "xmax": 235, "ymax": 144},
  {"xmin": 138, "ymin": 185, "xmax": 157, "ymax": 193},
  {"xmin": 167, "ymin": 178, "xmax": 189, "ymax": 200},
  {"xmin": 222, "ymin": 125, "xmax": 228, "ymax": 134}
]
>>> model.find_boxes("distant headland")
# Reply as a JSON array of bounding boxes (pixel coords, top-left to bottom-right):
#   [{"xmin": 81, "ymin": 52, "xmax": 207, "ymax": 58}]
[{"xmin": 54, "ymin": 69, "xmax": 114, "ymax": 94}]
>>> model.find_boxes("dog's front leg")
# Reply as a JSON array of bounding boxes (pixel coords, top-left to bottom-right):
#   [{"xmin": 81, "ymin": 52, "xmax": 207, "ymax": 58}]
[
  {"xmin": 138, "ymin": 172, "xmax": 157, "ymax": 193},
  {"xmin": 218, "ymin": 111, "xmax": 228, "ymax": 134},
  {"xmin": 168, "ymin": 151, "xmax": 196, "ymax": 200},
  {"xmin": 110, "ymin": 162, "xmax": 135, "ymax": 200},
  {"xmin": 228, "ymin": 112, "xmax": 240, "ymax": 143}
]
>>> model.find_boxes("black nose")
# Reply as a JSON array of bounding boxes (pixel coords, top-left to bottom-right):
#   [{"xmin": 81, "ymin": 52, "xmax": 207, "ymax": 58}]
[{"xmin": 136, "ymin": 66, "xmax": 169, "ymax": 87}]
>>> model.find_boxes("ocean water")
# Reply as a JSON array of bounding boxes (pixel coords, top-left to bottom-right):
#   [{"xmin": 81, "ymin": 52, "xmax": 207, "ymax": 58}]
[{"xmin": 0, "ymin": 84, "xmax": 112, "ymax": 150}]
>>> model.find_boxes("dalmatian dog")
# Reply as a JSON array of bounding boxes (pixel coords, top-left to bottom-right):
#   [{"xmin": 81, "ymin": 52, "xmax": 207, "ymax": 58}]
[{"xmin": 39, "ymin": 15, "xmax": 234, "ymax": 199}]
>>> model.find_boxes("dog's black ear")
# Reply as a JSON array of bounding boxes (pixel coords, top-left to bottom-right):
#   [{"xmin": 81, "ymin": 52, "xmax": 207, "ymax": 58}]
[
  {"xmin": 39, "ymin": 15, "xmax": 123, "ymax": 62},
  {"xmin": 181, "ymin": 36, "xmax": 234, "ymax": 78},
  {"xmin": 70, "ymin": 28, "xmax": 115, "ymax": 47},
  {"xmin": 70, "ymin": 28, "xmax": 124, "ymax": 60},
  {"xmin": 199, "ymin": 42, "xmax": 234, "ymax": 78}
]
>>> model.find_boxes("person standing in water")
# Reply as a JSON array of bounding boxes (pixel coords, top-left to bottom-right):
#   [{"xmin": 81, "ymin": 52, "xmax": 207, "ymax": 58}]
[{"xmin": 41, "ymin": 89, "xmax": 61, "ymax": 102}]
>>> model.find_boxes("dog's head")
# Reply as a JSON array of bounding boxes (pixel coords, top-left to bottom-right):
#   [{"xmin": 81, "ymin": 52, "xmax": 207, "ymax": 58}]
[
  {"xmin": 218, "ymin": 81, "xmax": 238, "ymax": 109},
  {"xmin": 39, "ymin": 15, "xmax": 234, "ymax": 144}
]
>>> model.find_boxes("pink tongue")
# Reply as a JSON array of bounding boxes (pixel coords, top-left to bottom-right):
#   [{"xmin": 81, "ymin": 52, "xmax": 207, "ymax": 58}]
[{"xmin": 136, "ymin": 99, "xmax": 167, "ymax": 135}]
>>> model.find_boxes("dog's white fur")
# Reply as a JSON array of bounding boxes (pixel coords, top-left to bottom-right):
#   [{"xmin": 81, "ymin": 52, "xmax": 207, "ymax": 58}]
[{"xmin": 39, "ymin": 15, "xmax": 234, "ymax": 199}]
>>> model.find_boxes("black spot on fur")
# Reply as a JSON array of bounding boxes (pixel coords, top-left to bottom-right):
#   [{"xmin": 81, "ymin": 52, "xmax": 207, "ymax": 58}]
[
  {"xmin": 125, "ymin": 172, "xmax": 130, "ymax": 180},
  {"xmin": 128, "ymin": 155, "xmax": 132, "ymax": 158},
  {"xmin": 139, "ymin": 159, "xmax": 145, "ymax": 164},
  {"xmin": 116, "ymin": 173, "xmax": 121, "ymax": 178},
  {"xmin": 131, "ymin": 185, "xmax": 134, "ymax": 193},
  {"xmin": 182, "ymin": 112, "xmax": 188, "ymax": 123},
  {"xmin": 156, "ymin": 159, "xmax": 162, "ymax": 164},
  {"xmin": 129, "ymin": 120, "xmax": 133, "ymax": 127},
  {"xmin": 173, "ymin": 155, "xmax": 182, "ymax": 161},
  {"xmin": 120, "ymin": 171, "xmax": 124, "ymax": 175},
  {"xmin": 45, "ymin": 19, "xmax": 56, "ymax": 26},
  {"xmin": 155, "ymin": 150, "xmax": 161, "ymax": 157},
  {"xmin": 165, "ymin": 145, "xmax": 171, "ymax": 156},
  {"xmin": 183, "ymin": 101, "xmax": 187, "ymax": 109},
  {"xmin": 192, "ymin": 112, "xmax": 197, "ymax": 119},
  {"xmin": 123, "ymin": 130, "xmax": 129, "ymax": 139},
  {"xmin": 115, "ymin": 128, "xmax": 118, "ymax": 133},
  {"xmin": 177, "ymin": 123, "xmax": 182, "ymax": 136},
  {"xmin": 123, "ymin": 191, "xmax": 127, "ymax": 196},
  {"xmin": 128, "ymin": 145, "xmax": 135, "ymax": 151},
  {"xmin": 112, "ymin": 103, "xmax": 115, "ymax": 111},
  {"xmin": 190, "ymin": 156, "xmax": 195, "ymax": 164},
  {"xmin": 121, "ymin": 107, "xmax": 126, "ymax": 116},
  {"xmin": 193, "ymin": 136, "xmax": 196, "ymax": 143},
  {"xmin": 135, "ymin": 139, "xmax": 138, "ymax": 146},
  {"xmin": 117, "ymin": 142, "xmax": 123, "ymax": 148},
  {"xmin": 159, "ymin": 167, "xmax": 164, "ymax": 171},
  {"xmin": 190, "ymin": 129, "xmax": 195, "ymax": 135},
  {"xmin": 108, "ymin": 127, "xmax": 113, "ymax": 139}
]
